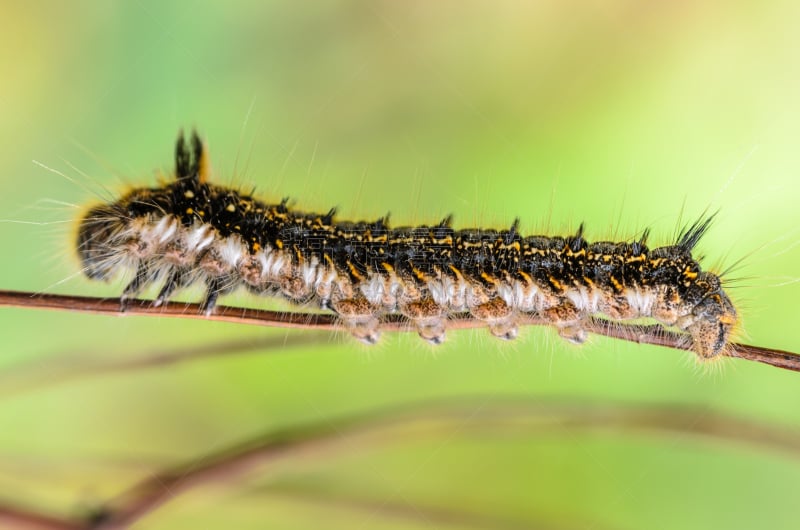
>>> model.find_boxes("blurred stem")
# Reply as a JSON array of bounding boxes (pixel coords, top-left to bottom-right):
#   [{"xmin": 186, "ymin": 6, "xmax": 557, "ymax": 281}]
[
  {"xmin": 1, "ymin": 290, "xmax": 798, "ymax": 372},
  {"xmin": 0, "ymin": 333, "xmax": 329, "ymax": 398},
  {"xmin": 257, "ymin": 483, "xmax": 623, "ymax": 530},
  {"xmin": 0, "ymin": 397, "xmax": 795, "ymax": 529},
  {"xmin": 0, "ymin": 504, "xmax": 77, "ymax": 530},
  {"xmin": 100, "ymin": 398, "xmax": 800, "ymax": 529}
]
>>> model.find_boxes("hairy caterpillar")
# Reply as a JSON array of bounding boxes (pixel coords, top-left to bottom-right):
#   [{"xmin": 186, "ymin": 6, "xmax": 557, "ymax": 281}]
[{"xmin": 76, "ymin": 131, "xmax": 737, "ymax": 358}]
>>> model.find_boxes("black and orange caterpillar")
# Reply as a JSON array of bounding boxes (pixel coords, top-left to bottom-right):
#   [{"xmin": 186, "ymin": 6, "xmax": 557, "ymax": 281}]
[{"xmin": 77, "ymin": 132, "xmax": 737, "ymax": 357}]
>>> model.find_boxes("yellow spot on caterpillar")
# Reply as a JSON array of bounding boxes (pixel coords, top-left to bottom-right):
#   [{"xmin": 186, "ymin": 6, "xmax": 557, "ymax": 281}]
[
  {"xmin": 252, "ymin": 243, "xmax": 261, "ymax": 252},
  {"xmin": 412, "ymin": 267, "xmax": 428, "ymax": 282},
  {"xmin": 481, "ymin": 272, "xmax": 498, "ymax": 285},
  {"xmin": 347, "ymin": 261, "xmax": 365, "ymax": 281},
  {"xmin": 449, "ymin": 265, "xmax": 464, "ymax": 279},
  {"xmin": 226, "ymin": 203, "xmax": 236, "ymax": 212},
  {"xmin": 610, "ymin": 276, "xmax": 624, "ymax": 292},
  {"xmin": 517, "ymin": 270, "xmax": 532, "ymax": 284},
  {"xmin": 275, "ymin": 239, "xmax": 283, "ymax": 249},
  {"xmin": 548, "ymin": 275, "xmax": 564, "ymax": 291},
  {"xmin": 382, "ymin": 263, "xmax": 394, "ymax": 273},
  {"xmin": 185, "ymin": 208, "xmax": 194, "ymax": 215},
  {"xmin": 184, "ymin": 190, "xmax": 195, "ymax": 199}
]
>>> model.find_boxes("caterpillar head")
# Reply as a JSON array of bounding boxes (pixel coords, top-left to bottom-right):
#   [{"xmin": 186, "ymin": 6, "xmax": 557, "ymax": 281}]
[{"xmin": 687, "ymin": 272, "xmax": 739, "ymax": 358}]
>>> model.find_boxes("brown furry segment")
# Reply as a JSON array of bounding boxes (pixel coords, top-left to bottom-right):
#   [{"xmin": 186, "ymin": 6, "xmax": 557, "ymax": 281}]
[{"xmin": 76, "ymin": 131, "xmax": 737, "ymax": 357}]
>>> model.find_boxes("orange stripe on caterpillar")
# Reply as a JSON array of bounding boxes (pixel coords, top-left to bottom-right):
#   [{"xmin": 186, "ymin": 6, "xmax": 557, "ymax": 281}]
[{"xmin": 76, "ymin": 131, "xmax": 737, "ymax": 358}]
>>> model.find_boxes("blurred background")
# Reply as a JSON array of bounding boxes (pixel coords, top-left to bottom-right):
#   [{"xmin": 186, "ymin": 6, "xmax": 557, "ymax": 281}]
[{"xmin": 1, "ymin": 1, "xmax": 800, "ymax": 529}]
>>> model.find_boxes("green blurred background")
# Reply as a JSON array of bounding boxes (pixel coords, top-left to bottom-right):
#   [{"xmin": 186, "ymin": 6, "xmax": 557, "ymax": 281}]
[{"xmin": 1, "ymin": 1, "xmax": 800, "ymax": 529}]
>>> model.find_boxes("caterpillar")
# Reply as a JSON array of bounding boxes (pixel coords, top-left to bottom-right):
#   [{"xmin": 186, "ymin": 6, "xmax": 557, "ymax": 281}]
[{"xmin": 76, "ymin": 131, "xmax": 737, "ymax": 358}]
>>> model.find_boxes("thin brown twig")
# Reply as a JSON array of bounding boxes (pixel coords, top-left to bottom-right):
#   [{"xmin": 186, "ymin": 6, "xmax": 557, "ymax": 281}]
[
  {"xmin": 0, "ymin": 503, "xmax": 79, "ymax": 530},
  {"xmin": 2, "ymin": 290, "xmax": 798, "ymax": 372},
  {"xmin": 1, "ymin": 397, "xmax": 798, "ymax": 530}
]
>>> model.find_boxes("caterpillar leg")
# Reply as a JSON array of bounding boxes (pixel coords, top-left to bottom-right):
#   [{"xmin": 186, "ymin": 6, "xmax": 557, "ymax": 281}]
[
  {"xmin": 200, "ymin": 276, "xmax": 237, "ymax": 315},
  {"xmin": 200, "ymin": 279, "xmax": 222, "ymax": 315},
  {"xmin": 471, "ymin": 297, "xmax": 518, "ymax": 341},
  {"xmin": 543, "ymin": 301, "xmax": 588, "ymax": 344},
  {"xmin": 331, "ymin": 296, "xmax": 381, "ymax": 344},
  {"xmin": 119, "ymin": 262, "xmax": 150, "ymax": 311},
  {"xmin": 556, "ymin": 323, "xmax": 588, "ymax": 345},
  {"xmin": 400, "ymin": 298, "xmax": 446, "ymax": 345},
  {"xmin": 153, "ymin": 268, "xmax": 191, "ymax": 307}
]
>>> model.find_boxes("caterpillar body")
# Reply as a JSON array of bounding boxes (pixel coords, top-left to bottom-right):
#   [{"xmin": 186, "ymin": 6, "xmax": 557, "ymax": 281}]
[{"xmin": 77, "ymin": 132, "xmax": 737, "ymax": 357}]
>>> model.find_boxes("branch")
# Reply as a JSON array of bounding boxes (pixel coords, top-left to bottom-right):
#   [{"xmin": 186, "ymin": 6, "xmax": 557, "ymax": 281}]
[
  {"xmin": 1, "ymin": 397, "xmax": 796, "ymax": 529},
  {"xmin": 0, "ymin": 504, "xmax": 79, "ymax": 530},
  {"xmin": 1, "ymin": 290, "xmax": 798, "ymax": 372},
  {"xmin": 92, "ymin": 399, "xmax": 800, "ymax": 529}
]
